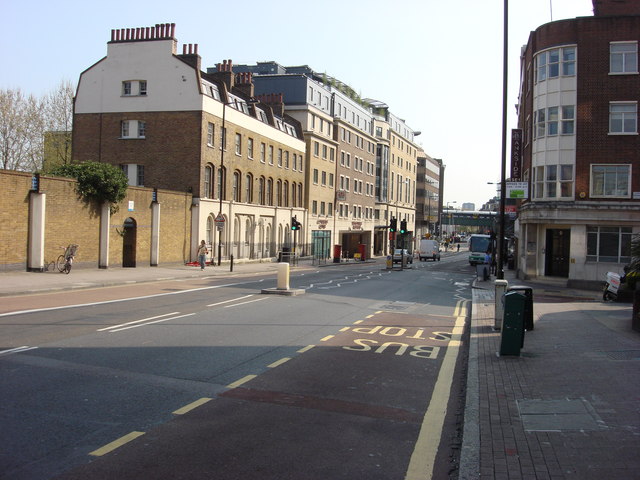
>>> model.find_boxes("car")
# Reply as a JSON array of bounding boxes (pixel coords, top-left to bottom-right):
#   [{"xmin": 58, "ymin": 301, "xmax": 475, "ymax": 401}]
[{"xmin": 392, "ymin": 248, "xmax": 413, "ymax": 264}]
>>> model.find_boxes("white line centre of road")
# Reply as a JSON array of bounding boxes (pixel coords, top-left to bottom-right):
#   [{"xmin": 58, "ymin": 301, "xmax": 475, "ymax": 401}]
[
  {"xmin": 207, "ymin": 295, "xmax": 253, "ymax": 307},
  {"xmin": 97, "ymin": 312, "xmax": 180, "ymax": 332},
  {"xmin": 107, "ymin": 313, "xmax": 196, "ymax": 333}
]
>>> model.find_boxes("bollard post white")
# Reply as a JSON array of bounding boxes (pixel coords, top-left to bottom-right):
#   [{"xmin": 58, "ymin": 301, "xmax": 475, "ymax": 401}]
[
  {"xmin": 277, "ymin": 262, "xmax": 290, "ymax": 290},
  {"xmin": 494, "ymin": 279, "xmax": 509, "ymax": 330}
]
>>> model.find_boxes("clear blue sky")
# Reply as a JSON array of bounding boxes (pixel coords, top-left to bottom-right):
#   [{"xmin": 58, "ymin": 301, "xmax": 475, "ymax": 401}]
[{"xmin": 2, "ymin": 0, "xmax": 594, "ymax": 209}]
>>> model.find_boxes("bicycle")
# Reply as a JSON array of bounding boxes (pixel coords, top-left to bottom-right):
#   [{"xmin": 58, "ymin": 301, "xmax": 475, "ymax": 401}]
[{"xmin": 56, "ymin": 244, "xmax": 78, "ymax": 274}]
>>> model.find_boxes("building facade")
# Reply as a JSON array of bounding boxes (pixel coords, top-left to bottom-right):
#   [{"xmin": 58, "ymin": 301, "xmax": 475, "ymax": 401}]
[
  {"xmin": 516, "ymin": 1, "xmax": 640, "ymax": 285},
  {"xmin": 73, "ymin": 25, "xmax": 306, "ymax": 264},
  {"xmin": 415, "ymin": 151, "xmax": 443, "ymax": 241}
]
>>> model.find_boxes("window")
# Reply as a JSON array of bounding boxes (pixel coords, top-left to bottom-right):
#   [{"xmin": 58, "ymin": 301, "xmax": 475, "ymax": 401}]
[
  {"xmin": 321, "ymin": 171, "xmax": 327, "ymax": 186},
  {"xmin": 292, "ymin": 183, "xmax": 297, "ymax": 207},
  {"xmin": 247, "ymin": 138, "xmax": 254, "ymax": 159},
  {"xmin": 136, "ymin": 165, "xmax": 145, "ymax": 186},
  {"xmin": 298, "ymin": 183, "xmax": 303, "ymax": 207},
  {"xmin": 321, "ymin": 201, "xmax": 326, "ymax": 216},
  {"xmin": 278, "ymin": 148, "xmax": 282, "ymax": 167},
  {"xmin": 121, "ymin": 120, "xmax": 146, "ymax": 139},
  {"xmin": 322, "ymin": 144, "xmax": 327, "ymax": 159},
  {"xmin": 139, "ymin": 81, "xmax": 147, "ymax": 96},
  {"xmin": 536, "ymin": 47, "xmax": 575, "ymax": 83},
  {"xmin": 235, "ymin": 133, "xmax": 242, "ymax": 155},
  {"xmin": 204, "ymin": 165, "xmax": 213, "ymax": 198},
  {"xmin": 314, "ymin": 142, "xmax": 319, "ymax": 156},
  {"xmin": 609, "ymin": 103, "xmax": 637, "ymax": 134},
  {"xmin": 276, "ymin": 180, "xmax": 282, "ymax": 206},
  {"xmin": 260, "ymin": 143, "xmax": 266, "ymax": 163},
  {"xmin": 284, "ymin": 151, "xmax": 289, "ymax": 168},
  {"xmin": 122, "ymin": 81, "xmax": 132, "ymax": 96},
  {"xmin": 232, "ymin": 172, "xmax": 240, "ymax": 202},
  {"xmin": 313, "ymin": 169, "xmax": 319, "ymax": 184},
  {"xmin": 329, "ymin": 173, "xmax": 334, "ymax": 187},
  {"xmin": 123, "ymin": 80, "xmax": 147, "ymax": 96},
  {"xmin": 587, "ymin": 226, "xmax": 632, "ymax": 263},
  {"xmin": 268, "ymin": 145, "xmax": 274, "ymax": 165},
  {"xmin": 257, "ymin": 177, "xmax": 264, "ymax": 205},
  {"xmin": 328, "ymin": 202, "xmax": 333, "ymax": 216},
  {"xmin": 267, "ymin": 178, "xmax": 273, "ymax": 205},
  {"xmin": 207, "ymin": 123, "xmax": 214, "ymax": 146},
  {"xmin": 610, "ymin": 42, "xmax": 638, "ymax": 74},
  {"xmin": 221, "ymin": 127, "xmax": 227, "ymax": 150},
  {"xmin": 312, "ymin": 200, "xmax": 318, "ymax": 215},
  {"xmin": 535, "ymin": 106, "xmax": 575, "ymax": 138},
  {"xmin": 283, "ymin": 181, "xmax": 289, "ymax": 207},
  {"xmin": 591, "ymin": 164, "xmax": 631, "ymax": 197},
  {"xmin": 245, "ymin": 174, "xmax": 253, "ymax": 203}
]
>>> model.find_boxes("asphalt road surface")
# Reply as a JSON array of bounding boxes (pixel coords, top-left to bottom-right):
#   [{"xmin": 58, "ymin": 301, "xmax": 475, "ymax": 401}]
[{"xmin": 0, "ymin": 252, "xmax": 475, "ymax": 479}]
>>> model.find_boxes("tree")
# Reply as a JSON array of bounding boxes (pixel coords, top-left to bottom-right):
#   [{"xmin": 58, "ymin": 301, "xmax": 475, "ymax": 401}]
[
  {"xmin": 0, "ymin": 88, "xmax": 44, "ymax": 171},
  {"xmin": 0, "ymin": 81, "xmax": 74, "ymax": 173},
  {"xmin": 50, "ymin": 161, "xmax": 128, "ymax": 214},
  {"xmin": 43, "ymin": 80, "xmax": 74, "ymax": 170}
]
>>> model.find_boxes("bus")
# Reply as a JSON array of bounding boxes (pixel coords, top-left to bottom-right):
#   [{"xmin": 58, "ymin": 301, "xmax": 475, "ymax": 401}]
[{"xmin": 468, "ymin": 234, "xmax": 491, "ymax": 265}]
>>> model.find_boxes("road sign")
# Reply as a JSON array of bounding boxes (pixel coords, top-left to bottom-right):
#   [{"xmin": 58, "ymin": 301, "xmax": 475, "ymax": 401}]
[{"xmin": 215, "ymin": 214, "xmax": 225, "ymax": 223}]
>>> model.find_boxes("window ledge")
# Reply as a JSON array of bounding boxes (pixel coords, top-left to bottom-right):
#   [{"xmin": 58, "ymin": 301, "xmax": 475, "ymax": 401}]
[
  {"xmin": 608, "ymin": 132, "xmax": 638, "ymax": 136},
  {"xmin": 608, "ymin": 72, "xmax": 639, "ymax": 76}
]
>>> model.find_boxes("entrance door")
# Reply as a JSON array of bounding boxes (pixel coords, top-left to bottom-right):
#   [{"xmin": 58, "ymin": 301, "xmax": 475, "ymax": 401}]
[
  {"xmin": 545, "ymin": 229, "xmax": 570, "ymax": 277},
  {"xmin": 122, "ymin": 217, "xmax": 137, "ymax": 268}
]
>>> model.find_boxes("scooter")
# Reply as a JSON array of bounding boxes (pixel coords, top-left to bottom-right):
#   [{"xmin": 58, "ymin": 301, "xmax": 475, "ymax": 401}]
[{"xmin": 603, "ymin": 271, "xmax": 622, "ymax": 301}]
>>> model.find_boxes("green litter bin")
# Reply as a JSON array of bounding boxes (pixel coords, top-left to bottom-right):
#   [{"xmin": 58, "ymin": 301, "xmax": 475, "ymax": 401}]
[
  {"xmin": 500, "ymin": 290, "xmax": 526, "ymax": 356},
  {"xmin": 508, "ymin": 286, "xmax": 534, "ymax": 331}
]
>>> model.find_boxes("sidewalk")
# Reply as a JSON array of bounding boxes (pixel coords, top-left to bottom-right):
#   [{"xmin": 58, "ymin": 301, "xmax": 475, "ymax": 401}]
[{"xmin": 460, "ymin": 271, "xmax": 640, "ymax": 479}]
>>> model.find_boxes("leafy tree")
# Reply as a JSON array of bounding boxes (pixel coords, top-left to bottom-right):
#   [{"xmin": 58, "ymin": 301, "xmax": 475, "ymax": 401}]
[{"xmin": 50, "ymin": 161, "xmax": 128, "ymax": 214}]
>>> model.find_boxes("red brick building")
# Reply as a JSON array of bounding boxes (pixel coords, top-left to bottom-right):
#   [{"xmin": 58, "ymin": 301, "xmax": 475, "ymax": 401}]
[{"xmin": 516, "ymin": 0, "xmax": 640, "ymax": 286}]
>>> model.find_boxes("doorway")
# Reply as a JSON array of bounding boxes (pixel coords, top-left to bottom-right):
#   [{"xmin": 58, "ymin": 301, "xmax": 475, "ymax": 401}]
[
  {"xmin": 122, "ymin": 217, "xmax": 137, "ymax": 267},
  {"xmin": 545, "ymin": 228, "xmax": 570, "ymax": 277}
]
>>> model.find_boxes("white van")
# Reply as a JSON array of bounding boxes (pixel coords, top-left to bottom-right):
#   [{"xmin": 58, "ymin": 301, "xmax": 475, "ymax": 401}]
[{"xmin": 418, "ymin": 239, "xmax": 441, "ymax": 261}]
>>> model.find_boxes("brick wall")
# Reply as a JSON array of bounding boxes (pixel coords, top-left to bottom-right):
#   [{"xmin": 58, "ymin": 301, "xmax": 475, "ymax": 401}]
[{"xmin": 0, "ymin": 169, "xmax": 193, "ymax": 271}]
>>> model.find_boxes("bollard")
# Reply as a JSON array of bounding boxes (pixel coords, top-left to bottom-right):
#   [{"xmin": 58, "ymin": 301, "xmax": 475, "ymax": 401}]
[
  {"xmin": 277, "ymin": 262, "xmax": 290, "ymax": 290},
  {"xmin": 494, "ymin": 279, "xmax": 508, "ymax": 330},
  {"xmin": 230, "ymin": 254, "xmax": 234, "ymax": 272}
]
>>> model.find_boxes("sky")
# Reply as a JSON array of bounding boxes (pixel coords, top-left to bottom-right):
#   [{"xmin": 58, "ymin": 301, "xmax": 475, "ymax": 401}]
[{"xmin": 2, "ymin": 0, "xmax": 595, "ymax": 209}]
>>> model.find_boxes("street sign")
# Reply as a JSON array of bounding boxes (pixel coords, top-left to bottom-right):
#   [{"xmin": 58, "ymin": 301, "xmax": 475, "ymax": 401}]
[{"xmin": 215, "ymin": 214, "xmax": 225, "ymax": 223}]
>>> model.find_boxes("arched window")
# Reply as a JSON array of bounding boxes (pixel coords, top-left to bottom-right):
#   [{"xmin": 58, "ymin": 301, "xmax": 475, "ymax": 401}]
[
  {"xmin": 258, "ymin": 177, "xmax": 265, "ymax": 205},
  {"xmin": 276, "ymin": 180, "xmax": 282, "ymax": 207},
  {"xmin": 206, "ymin": 215, "xmax": 214, "ymax": 246},
  {"xmin": 298, "ymin": 183, "xmax": 303, "ymax": 206},
  {"xmin": 233, "ymin": 171, "xmax": 240, "ymax": 202},
  {"xmin": 292, "ymin": 183, "xmax": 297, "ymax": 207},
  {"xmin": 245, "ymin": 173, "xmax": 253, "ymax": 203},
  {"xmin": 267, "ymin": 178, "xmax": 273, "ymax": 206},
  {"xmin": 204, "ymin": 164, "xmax": 213, "ymax": 198},
  {"xmin": 283, "ymin": 181, "xmax": 289, "ymax": 207}
]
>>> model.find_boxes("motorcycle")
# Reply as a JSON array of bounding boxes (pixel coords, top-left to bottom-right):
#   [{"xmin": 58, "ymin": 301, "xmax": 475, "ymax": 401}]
[{"xmin": 603, "ymin": 271, "xmax": 622, "ymax": 301}]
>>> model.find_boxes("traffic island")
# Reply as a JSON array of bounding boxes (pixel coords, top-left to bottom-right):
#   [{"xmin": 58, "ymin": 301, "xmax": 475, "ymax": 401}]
[{"xmin": 261, "ymin": 262, "xmax": 305, "ymax": 296}]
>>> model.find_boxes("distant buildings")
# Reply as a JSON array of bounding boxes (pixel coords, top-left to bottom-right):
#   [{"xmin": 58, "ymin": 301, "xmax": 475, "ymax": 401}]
[{"xmin": 516, "ymin": 0, "xmax": 640, "ymax": 285}]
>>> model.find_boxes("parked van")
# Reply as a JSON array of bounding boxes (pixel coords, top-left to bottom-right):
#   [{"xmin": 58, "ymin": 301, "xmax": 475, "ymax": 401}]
[{"xmin": 418, "ymin": 239, "xmax": 441, "ymax": 261}]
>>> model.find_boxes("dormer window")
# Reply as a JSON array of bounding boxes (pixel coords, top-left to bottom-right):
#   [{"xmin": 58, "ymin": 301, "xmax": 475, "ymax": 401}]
[{"xmin": 122, "ymin": 80, "xmax": 148, "ymax": 96}]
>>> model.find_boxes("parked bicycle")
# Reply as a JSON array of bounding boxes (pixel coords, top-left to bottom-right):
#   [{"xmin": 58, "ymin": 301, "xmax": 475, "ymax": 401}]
[{"xmin": 56, "ymin": 244, "xmax": 78, "ymax": 274}]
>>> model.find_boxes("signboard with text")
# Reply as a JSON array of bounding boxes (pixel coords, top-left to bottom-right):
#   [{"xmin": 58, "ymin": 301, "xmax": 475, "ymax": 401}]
[{"xmin": 511, "ymin": 129, "xmax": 523, "ymax": 180}]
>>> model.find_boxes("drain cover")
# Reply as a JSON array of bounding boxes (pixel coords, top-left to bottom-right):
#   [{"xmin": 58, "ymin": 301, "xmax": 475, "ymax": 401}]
[
  {"xmin": 605, "ymin": 350, "xmax": 640, "ymax": 361},
  {"xmin": 517, "ymin": 399, "xmax": 604, "ymax": 431}
]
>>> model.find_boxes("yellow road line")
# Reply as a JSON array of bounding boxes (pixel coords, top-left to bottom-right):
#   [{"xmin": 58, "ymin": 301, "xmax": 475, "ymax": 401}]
[
  {"xmin": 320, "ymin": 335, "xmax": 334, "ymax": 342},
  {"xmin": 339, "ymin": 327, "xmax": 350, "ymax": 332},
  {"xmin": 354, "ymin": 319, "xmax": 364, "ymax": 324},
  {"xmin": 227, "ymin": 374, "xmax": 257, "ymax": 389},
  {"xmin": 297, "ymin": 345, "xmax": 315, "ymax": 353},
  {"xmin": 89, "ymin": 431, "xmax": 145, "ymax": 457},
  {"xmin": 405, "ymin": 300, "xmax": 468, "ymax": 479},
  {"xmin": 173, "ymin": 397, "xmax": 212, "ymax": 415},
  {"xmin": 268, "ymin": 357, "xmax": 291, "ymax": 368}
]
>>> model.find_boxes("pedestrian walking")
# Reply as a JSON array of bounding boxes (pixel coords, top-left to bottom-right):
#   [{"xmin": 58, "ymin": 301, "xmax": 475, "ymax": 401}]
[{"xmin": 197, "ymin": 240, "xmax": 208, "ymax": 270}]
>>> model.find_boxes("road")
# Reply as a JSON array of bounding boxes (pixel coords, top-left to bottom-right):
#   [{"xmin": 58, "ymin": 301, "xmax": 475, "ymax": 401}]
[{"xmin": 0, "ymin": 251, "xmax": 475, "ymax": 479}]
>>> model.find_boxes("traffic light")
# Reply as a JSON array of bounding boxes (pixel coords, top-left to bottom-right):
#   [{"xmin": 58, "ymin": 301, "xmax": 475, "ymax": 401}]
[
  {"xmin": 400, "ymin": 219, "xmax": 407, "ymax": 234},
  {"xmin": 389, "ymin": 217, "xmax": 397, "ymax": 232},
  {"xmin": 291, "ymin": 216, "xmax": 302, "ymax": 231}
]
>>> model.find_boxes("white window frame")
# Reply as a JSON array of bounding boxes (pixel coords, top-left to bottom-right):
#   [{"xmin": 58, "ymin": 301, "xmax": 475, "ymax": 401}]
[
  {"xmin": 609, "ymin": 102, "xmax": 637, "ymax": 134},
  {"xmin": 590, "ymin": 164, "xmax": 631, "ymax": 198},
  {"xmin": 610, "ymin": 41, "xmax": 638, "ymax": 74}
]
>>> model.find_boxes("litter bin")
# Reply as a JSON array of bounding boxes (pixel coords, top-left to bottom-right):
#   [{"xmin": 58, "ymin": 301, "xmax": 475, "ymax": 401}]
[
  {"xmin": 499, "ymin": 290, "xmax": 526, "ymax": 356},
  {"xmin": 508, "ymin": 286, "xmax": 533, "ymax": 331},
  {"xmin": 333, "ymin": 245, "xmax": 342, "ymax": 263}
]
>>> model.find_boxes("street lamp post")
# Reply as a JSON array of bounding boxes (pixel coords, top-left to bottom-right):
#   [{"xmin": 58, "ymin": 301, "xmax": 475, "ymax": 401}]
[{"xmin": 217, "ymin": 101, "xmax": 228, "ymax": 266}]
